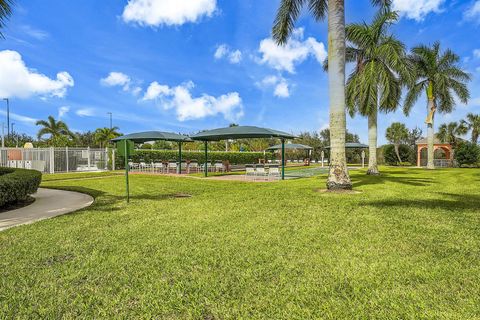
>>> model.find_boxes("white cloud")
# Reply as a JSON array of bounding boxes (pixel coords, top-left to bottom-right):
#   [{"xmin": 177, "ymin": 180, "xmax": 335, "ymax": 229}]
[
  {"xmin": 100, "ymin": 72, "xmax": 143, "ymax": 95},
  {"xmin": 391, "ymin": 0, "xmax": 444, "ymax": 21},
  {"xmin": 76, "ymin": 108, "xmax": 95, "ymax": 117},
  {"xmin": 142, "ymin": 81, "xmax": 171, "ymax": 100},
  {"xmin": 464, "ymin": 1, "xmax": 480, "ymax": 21},
  {"xmin": 0, "ymin": 110, "xmax": 37, "ymax": 125},
  {"xmin": 257, "ymin": 28, "xmax": 327, "ymax": 73},
  {"xmin": 257, "ymin": 75, "xmax": 291, "ymax": 98},
  {"xmin": 214, "ymin": 44, "xmax": 242, "ymax": 64},
  {"xmin": 473, "ymin": 49, "xmax": 480, "ymax": 59},
  {"xmin": 122, "ymin": 0, "xmax": 217, "ymax": 27},
  {"xmin": 274, "ymin": 81, "xmax": 290, "ymax": 98},
  {"xmin": 0, "ymin": 50, "xmax": 74, "ymax": 99},
  {"xmin": 100, "ymin": 72, "xmax": 131, "ymax": 89},
  {"xmin": 58, "ymin": 106, "xmax": 70, "ymax": 119},
  {"xmin": 142, "ymin": 81, "xmax": 243, "ymax": 121},
  {"xmin": 19, "ymin": 25, "xmax": 49, "ymax": 40}
]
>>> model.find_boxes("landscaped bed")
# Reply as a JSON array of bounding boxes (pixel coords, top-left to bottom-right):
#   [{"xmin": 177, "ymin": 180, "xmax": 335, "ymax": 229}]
[
  {"xmin": 1, "ymin": 167, "xmax": 479, "ymax": 318},
  {"xmin": 0, "ymin": 167, "xmax": 42, "ymax": 208}
]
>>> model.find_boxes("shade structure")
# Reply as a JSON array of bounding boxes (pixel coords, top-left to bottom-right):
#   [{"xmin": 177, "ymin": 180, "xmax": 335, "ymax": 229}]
[
  {"xmin": 190, "ymin": 126, "xmax": 296, "ymax": 141},
  {"xmin": 266, "ymin": 143, "xmax": 313, "ymax": 151},
  {"xmin": 190, "ymin": 126, "xmax": 296, "ymax": 180},
  {"xmin": 112, "ymin": 131, "xmax": 192, "ymax": 143},
  {"xmin": 112, "ymin": 131, "xmax": 192, "ymax": 175},
  {"xmin": 325, "ymin": 142, "xmax": 368, "ymax": 149}
]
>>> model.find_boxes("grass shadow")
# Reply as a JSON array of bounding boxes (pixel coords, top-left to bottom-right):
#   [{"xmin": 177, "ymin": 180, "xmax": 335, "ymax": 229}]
[
  {"xmin": 352, "ymin": 172, "xmax": 435, "ymax": 188},
  {"xmin": 366, "ymin": 192, "xmax": 480, "ymax": 212}
]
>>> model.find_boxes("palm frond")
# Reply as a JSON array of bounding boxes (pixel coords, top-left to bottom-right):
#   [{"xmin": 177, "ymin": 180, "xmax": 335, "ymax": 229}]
[{"xmin": 272, "ymin": 0, "xmax": 307, "ymax": 45}]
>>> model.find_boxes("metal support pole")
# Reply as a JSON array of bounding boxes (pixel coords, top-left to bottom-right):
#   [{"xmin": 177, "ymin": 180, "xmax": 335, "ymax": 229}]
[
  {"xmin": 125, "ymin": 141, "xmax": 130, "ymax": 203},
  {"xmin": 1, "ymin": 122, "xmax": 4, "ymax": 148},
  {"xmin": 281, "ymin": 139, "xmax": 285, "ymax": 180},
  {"xmin": 50, "ymin": 147, "xmax": 54, "ymax": 174},
  {"xmin": 66, "ymin": 146, "xmax": 69, "ymax": 172},
  {"xmin": 204, "ymin": 141, "xmax": 208, "ymax": 177},
  {"xmin": 178, "ymin": 142, "xmax": 182, "ymax": 174},
  {"xmin": 87, "ymin": 146, "xmax": 91, "ymax": 169},
  {"xmin": 3, "ymin": 98, "xmax": 9, "ymax": 139},
  {"xmin": 112, "ymin": 148, "xmax": 116, "ymax": 171}
]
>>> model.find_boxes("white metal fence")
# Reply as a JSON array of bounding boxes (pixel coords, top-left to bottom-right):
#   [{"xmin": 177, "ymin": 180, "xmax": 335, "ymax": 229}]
[{"xmin": 0, "ymin": 147, "xmax": 115, "ymax": 174}]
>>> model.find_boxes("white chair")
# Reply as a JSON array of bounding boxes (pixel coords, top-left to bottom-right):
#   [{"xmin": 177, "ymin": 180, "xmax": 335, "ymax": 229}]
[
  {"xmin": 139, "ymin": 161, "xmax": 149, "ymax": 172},
  {"xmin": 153, "ymin": 162, "xmax": 164, "ymax": 173},
  {"xmin": 214, "ymin": 161, "xmax": 224, "ymax": 173},
  {"xmin": 267, "ymin": 165, "xmax": 280, "ymax": 181},
  {"xmin": 255, "ymin": 165, "xmax": 267, "ymax": 181},
  {"xmin": 245, "ymin": 164, "xmax": 256, "ymax": 180},
  {"xmin": 188, "ymin": 161, "xmax": 199, "ymax": 173},
  {"xmin": 168, "ymin": 161, "xmax": 177, "ymax": 173},
  {"xmin": 128, "ymin": 162, "xmax": 139, "ymax": 172}
]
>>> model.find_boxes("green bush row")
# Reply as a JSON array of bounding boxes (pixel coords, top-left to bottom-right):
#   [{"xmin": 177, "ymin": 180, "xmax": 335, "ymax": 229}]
[
  {"xmin": 0, "ymin": 168, "xmax": 42, "ymax": 208},
  {"xmin": 116, "ymin": 150, "xmax": 274, "ymax": 168}
]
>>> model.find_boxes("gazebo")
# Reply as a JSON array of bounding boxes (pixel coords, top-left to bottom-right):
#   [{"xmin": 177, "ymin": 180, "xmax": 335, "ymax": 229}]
[
  {"xmin": 416, "ymin": 136, "xmax": 452, "ymax": 167},
  {"xmin": 112, "ymin": 131, "xmax": 192, "ymax": 174},
  {"xmin": 190, "ymin": 126, "xmax": 296, "ymax": 180}
]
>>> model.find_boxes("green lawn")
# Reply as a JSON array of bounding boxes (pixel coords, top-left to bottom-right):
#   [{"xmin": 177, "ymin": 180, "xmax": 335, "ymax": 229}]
[{"xmin": 1, "ymin": 167, "xmax": 480, "ymax": 319}]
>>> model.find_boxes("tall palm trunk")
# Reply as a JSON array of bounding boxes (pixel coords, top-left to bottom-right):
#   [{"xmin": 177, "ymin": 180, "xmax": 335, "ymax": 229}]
[
  {"xmin": 394, "ymin": 143, "xmax": 402, "ymax": 163},
  {"xmin": 327, "ymin": 0, "xmax": 352, "ymax": 190},
  {"xmin": 367, "ymin": 111, "xmax": 379, "ymax": 175},
  {"xmin": 426, "ymin": 82, "xmax": 435, "ymax": 169}
]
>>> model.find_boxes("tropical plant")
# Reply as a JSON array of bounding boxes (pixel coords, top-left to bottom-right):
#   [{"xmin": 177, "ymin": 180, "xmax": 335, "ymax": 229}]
[
  {"xmin": 404, "ymin": 42, "xmax": 470, "ymax": 169},
  {"xmin": 437, "ymin": 121, "xmax": 468, "ymax": 160},
  {"xmin": 343, "ymin": 9, "xmax": 409, "ymax": 175},
  {"xmin": 36, "ymin": 115, "xmax": 75, "ymax": 142},
  {"xmin": 386, "ymin": 122, "xmax": 409, "ymax": 163},
  {"xmin": 94, "ymin": 127, "xmax": 121, "ymax": 148},
  {"xmin": 383, "ymin": 144, "xmax": 414, "ymax": 166},
  {"xmin": 454, "ymin": 142, "xmax": 480, "ymax": 167},
  {"xmin": 461, "ymin": 113, "xmax": 480, "ymax": 144},
  {"xmin": 406, "ymin": 127, "xmax": 422, "ymax": 148},
  {"xmin": 0, "ymin": 0, "xmax": 13, "ymax": 38},
  {"xmin": 272, "ymin": 0, "xmax": 390, "ymax": 189}
]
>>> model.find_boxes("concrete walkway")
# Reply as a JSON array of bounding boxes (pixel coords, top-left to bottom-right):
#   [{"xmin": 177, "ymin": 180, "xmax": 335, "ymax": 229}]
[{"xmin": 0, "ymin": 188, "xmax": 94, "ymax": 231}]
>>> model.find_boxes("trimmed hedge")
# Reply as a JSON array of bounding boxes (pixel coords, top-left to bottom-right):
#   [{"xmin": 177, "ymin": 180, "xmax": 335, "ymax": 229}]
[
  {"xmin": 0, "ymin": 167, "xmax": 42, "ymax": 208},
  {"xmin": 116, "ymin": 150, "xmax": 274, "ymax": 168}
]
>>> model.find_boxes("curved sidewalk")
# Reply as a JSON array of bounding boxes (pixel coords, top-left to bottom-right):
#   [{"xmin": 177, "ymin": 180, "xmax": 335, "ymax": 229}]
[{"xmin": 0, "ymin": 188, "xmax": 94, "ymax": 232}]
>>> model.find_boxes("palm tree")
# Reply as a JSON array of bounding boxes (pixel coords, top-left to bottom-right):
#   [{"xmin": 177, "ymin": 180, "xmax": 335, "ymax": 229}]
[
  {"xmin": 272, "ymin": 0, "xmax": 390, "ymax": 190},
  {"xmin": 461, "ymin": 113, "xmax": 480, "ymax": 144},
  {"xmin": 94, "ymin": 127, "xmax": 121, "ymax": 148},
  {"xmin": 344, "ymin": 10, "xmax": 409, "ymax": 175},
  {"xmin": 437, "ymin": 122, "xmax": 468, "ymax": 158},
  {"xmin": 385, "ymin": 122, "xmax": 409, "ymax": 163},
  {"xmin": 0, "ymin": 0, "xmax": 13, "ymax": 38},
  {"xmin": 404, "ymin": 42, "xmax": 470, "ymax": 169},
  {"xmin": 36, "ymin": 115, "xmax": 75, "ymax": 141}
]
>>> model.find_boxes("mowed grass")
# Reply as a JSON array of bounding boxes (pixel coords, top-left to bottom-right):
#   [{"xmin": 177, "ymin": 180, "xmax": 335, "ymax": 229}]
[{"xmin": 1, "ymin": 167, "xmax": 480, "ymax": 319}]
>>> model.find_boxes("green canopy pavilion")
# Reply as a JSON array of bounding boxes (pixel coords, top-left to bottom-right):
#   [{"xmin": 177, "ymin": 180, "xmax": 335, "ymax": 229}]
[
  {"xmin": 190, "ymin": 126, "xmax": 296, "ymax": 180},
  {"xmin": 112, "ymin": 131, "xmax": 192, "ymax": 174},
  {"xmin": 265, "ymin": 143, "xmax": 313, "ymax": 151}
]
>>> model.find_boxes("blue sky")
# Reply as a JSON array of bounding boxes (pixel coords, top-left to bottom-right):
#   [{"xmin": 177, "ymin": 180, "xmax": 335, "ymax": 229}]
[{"xmin": 0, "ymin": 0, "xmax": 479, "ymax": 144}]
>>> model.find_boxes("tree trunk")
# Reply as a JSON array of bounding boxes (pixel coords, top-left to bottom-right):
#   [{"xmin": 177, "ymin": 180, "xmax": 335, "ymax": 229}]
[
  {"xmin": 394, "ymin": 143, "xmax": 402, "ymax": 164},
  {"xmin": 367, "ymin": 111, "xmax": 379, "ymax": 175},
  {"xmin": 426, "ymin": 98, "xmax": 435, "ymax": 169},
  {"xmin": 326, "ymin": 0, "xmax": 351, "ymax": 190},
  {"xmin": 472, "ymin": 130, "xmax": 478, "ymax": 145}
]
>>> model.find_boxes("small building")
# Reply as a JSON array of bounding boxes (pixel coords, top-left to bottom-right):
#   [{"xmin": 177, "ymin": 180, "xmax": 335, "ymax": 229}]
[{"xmin": 416, "ymin": 135, "xmax": 452, "ymax": 167}]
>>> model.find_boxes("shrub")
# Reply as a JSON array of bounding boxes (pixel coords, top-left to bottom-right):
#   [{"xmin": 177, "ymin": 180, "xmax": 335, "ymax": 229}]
[
  {"xmin": 0, "ymin": 168, "xmax": 42, "ymax": 208},
  {"xmin": 115, "ymin": 150, "xmax": 274, "ymax": 169},
  {"xmin": 383, "ymin": 144, "xmax": 415, "ymax": 166},
  {"xmin": 454, "ymin": 142, "xmax": 480, "ymax": 167}
]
